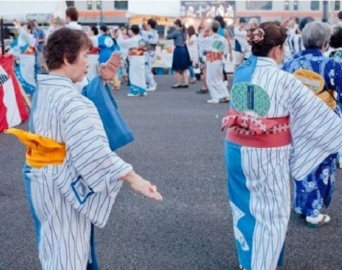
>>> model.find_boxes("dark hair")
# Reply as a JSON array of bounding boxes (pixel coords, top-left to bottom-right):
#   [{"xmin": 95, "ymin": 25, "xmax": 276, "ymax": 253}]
[
  {"xmin": 147, "ymin": 18, "xmax": 157, "ymax": 29},
  {"xmin": 247, "ymin": 21, "xmax": 287, "ymax": 57},
  {"xmin": 174, "ymin": 19, "xmax": 182, "ymax": 28},
  {"xmin": 239, "ymin": 17, "xmax": 246, "ymax": 23},
  {"xmin": 212, "ymin": 21, "xmax": 220, "ymax": 33},
  {"xmin": 174, "ymin": 19, "xmax": 186, "ymax": 33},
  {"xmin": 66, "ymin": 7, "xmax": 79, "ymax": 22},
  {"xmin": 91, "ymin": 25, "xmax": 98, "ymax": 36},
  {"xmin": 293, "ymin": 17, "xmax": 299, "ymax": 24},
  {"xmin": 100, "ymin": 25, "xmax": 108, "ymax": 33},
  {"xmin": 9, "ymin": 32, "xmax": 16, "ymax": 38},
  {"xmin": 26, "ymin": 21, "xmax": 34, "ymax": 32},
  {"xmin": 187, "ymin": 25, "xmax": 196, "ymax": 37},
  {"xmin": 330, "ymin": 25, "xmax": 342, "ymax": 49},
  {"xmin": 338, "ymin": 11, "xmax": 342, "ymax": 20},
  {"xmin": 214, "ymin": 15, "xmax": 226, "ymax": 28},
  {"xmin": 299, "ymin": 17, "xmax": 314, "ymax": 31},
  {"xmin": 130, "ymin": 24, "xmax": 140, "ymax": 35},
  {"xmin": 44, "ymin": 28, "xmax": 92, "ymax": 70}
]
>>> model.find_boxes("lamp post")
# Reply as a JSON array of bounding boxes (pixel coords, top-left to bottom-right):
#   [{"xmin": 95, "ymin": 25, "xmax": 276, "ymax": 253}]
[
  {"xmin": 97, "ymin": 0, "xmax": 103, "ymax": 24},
  {"xmin": 322, "ymin": 0, "xmax": 329, "ymax": 22}
]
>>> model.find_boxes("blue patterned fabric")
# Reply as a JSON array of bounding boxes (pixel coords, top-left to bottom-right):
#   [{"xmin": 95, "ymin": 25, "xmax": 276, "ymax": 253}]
[
  {"xmin": 283, "ymin": 49, "xmax": 342, "ymax": 217},
  {"xmin": 283, "ymin": 48, "xmax": 342, "ymax": 105},
  {"xmin": 294, "ymin": 154, "xmax": 337, "ymax": 217}
]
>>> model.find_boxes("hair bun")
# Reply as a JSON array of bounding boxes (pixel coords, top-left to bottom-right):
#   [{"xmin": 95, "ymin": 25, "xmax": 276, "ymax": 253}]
[{"xmin": 247, "ymin": 28, "xmax": 265, "ymax": 46}]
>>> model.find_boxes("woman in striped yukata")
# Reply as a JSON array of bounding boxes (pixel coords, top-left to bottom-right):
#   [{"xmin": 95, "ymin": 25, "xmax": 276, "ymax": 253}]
[
  {"xmin": 5, "ymin": 28, "xmax": 162, "ymax": 270},
  {"xmin": 222, "ymin": 21, "xmax": 342, "ymax": 270},
  {"xmin": 283, "ymin": 21, "xmax": 342, "ymax": 228}
]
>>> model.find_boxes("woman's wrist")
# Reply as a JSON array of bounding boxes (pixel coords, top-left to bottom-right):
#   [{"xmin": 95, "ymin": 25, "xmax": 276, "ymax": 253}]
[{"xmin": 121, "ymin": 170, "xmax": 142, "ymax": 185}]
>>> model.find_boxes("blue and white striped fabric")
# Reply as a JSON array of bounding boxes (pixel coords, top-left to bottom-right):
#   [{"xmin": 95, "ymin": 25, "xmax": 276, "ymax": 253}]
[
  {"xmin": 226, "ymin": 55, "xmax": 342, "ymax": 270},
  {"xmin": 24, "ymin": 74, "xmax": 133, "ymax": 270}
]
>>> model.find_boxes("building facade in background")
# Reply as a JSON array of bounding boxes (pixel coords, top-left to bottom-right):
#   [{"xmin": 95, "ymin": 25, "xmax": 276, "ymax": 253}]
[{"xmin": 65, "ymin": 1, "xmax": 341, "ymax": 26}]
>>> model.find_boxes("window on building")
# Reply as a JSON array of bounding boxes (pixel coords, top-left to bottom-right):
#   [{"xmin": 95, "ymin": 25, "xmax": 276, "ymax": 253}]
[
  {"xmin": 335, "ymin": 0, "xmax": 341, "ymax": 11},
  {"xmin": 96, "ymin": 0, "xmax": 102, "ymax": 10},
  {"xmin": 65, "ymin": 1, "xmax": 75, "ymax": 7},
  {"xmin": 285, "ymin": 1, "xmax": 290, "ymax": 10},
  {"xmin": 310, "ymin": 1, "xmax": 320, "ymax": 10},
  {"xmin": 245, "ymin": 1, "xmax": 273, "ymax": 10},
  {"xmin": 114, "ymin": 1, "xmax": 128, "ymax": 10},
  {"xmin": 87, "ymin": 0, "xmax": 92, "ymax": 10},
  {"xmin": 293, "ymin": 1, "xmax": 299, "ymax": 10}
]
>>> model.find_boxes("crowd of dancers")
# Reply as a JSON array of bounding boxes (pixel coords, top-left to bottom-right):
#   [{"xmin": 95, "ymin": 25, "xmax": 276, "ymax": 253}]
[{"xmin": 4, "ymin": 5, "xmax": 342, "ymax": 270}]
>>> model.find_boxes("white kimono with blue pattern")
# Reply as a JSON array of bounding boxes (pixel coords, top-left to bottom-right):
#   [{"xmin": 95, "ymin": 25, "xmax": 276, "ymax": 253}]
[
  {"xmin": 225, "ymin": 55, "xmax": 342, "ymax": 270},
  {"xmin": 141, "ymin": 28, "xmax": 158, "ymax": 88},
  {"xmin": 25, "ymin": 74, "xmax": 133, "ymax": 270}
]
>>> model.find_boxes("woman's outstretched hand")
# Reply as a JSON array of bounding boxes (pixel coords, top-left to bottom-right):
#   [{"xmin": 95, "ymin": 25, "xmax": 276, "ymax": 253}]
[
  {"xmin": 130, "ymin": 178, "xmax": 163, "ymax": 201},
  {"xmin": 99, "ymin": 52, "xmax": 121, "ymax": 82},
  {"xmin": 122, "ymin": 170, "xmax": 163, "ymax": 201}
]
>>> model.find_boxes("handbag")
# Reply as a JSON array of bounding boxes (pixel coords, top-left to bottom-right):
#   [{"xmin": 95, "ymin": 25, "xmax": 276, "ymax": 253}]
[{"xmin": 82, "ymin": 76, "xmax": 134, "ymax": 151}]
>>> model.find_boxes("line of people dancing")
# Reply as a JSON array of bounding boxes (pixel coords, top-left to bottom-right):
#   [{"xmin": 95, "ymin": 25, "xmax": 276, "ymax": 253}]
[{"xmin": 4, "ymin": 6, "xmax": 342, "ymax": 270}]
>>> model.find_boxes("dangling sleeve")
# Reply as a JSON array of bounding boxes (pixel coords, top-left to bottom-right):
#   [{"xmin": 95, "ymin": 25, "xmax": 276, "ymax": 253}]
[{"xmin": 288, "ymin": 74, "xmax": 342, "ymax": 180}]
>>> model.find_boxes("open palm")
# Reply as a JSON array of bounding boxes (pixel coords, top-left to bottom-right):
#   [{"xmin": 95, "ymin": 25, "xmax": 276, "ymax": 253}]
[{"xmin": 99, "ymin": 52, "xmax": 121, "ymax": 81}]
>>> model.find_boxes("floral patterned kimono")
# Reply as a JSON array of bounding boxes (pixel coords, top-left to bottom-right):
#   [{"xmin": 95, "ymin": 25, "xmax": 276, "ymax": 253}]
[{"xmin": 283, "ymin": 48, "xmax": 342, "ymax": 220}]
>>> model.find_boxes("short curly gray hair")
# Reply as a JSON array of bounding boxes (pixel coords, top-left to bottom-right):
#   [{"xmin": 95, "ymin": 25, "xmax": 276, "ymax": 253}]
[{"xmin": 302, "ymin": 21, "xmax": 331, "ymax": 49}]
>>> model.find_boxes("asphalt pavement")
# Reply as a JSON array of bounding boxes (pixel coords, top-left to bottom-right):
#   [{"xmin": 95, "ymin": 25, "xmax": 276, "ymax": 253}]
[{"xmin": 0, "ymin": 75, "xmax": 341, "ymax": 270}]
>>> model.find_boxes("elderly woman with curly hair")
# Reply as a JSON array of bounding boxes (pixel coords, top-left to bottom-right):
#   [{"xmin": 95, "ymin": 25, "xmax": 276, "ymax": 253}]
[
  {"xmin": 223, "ymin": 21, "xmax": 342, "ymax": 270},
  {"xmin": 283, "ymin": 21, "xmax": 342, "ymax": 228},
  {"xmin": 6, "ymin": 27, "xmax": 162, "ymax": 270}
]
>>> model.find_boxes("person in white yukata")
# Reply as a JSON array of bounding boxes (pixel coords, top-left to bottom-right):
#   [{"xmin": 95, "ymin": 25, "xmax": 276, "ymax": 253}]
[
  {"xmin": 222, "ymin": 21, "xmax": 342, "ymax": 270},
  {"xmin": 5, "ymin": 28, "xmax": 162, "ymax": 270},
  {"xmin": 140, "ymin": 19, "xmax": 159, "ymax": 91},
  {"xmin": 118, "ymin": 25, "xmax": 148, "ymax": 97},
  {"xmin": 202, "ymin": 21, "xmax": 230, "ymax": 104}
]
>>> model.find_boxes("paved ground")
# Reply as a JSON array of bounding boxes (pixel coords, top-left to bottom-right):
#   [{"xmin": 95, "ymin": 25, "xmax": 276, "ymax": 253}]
[{"xmin": 0, "ymin": 75, "xmax": 342, "ymax": 270}]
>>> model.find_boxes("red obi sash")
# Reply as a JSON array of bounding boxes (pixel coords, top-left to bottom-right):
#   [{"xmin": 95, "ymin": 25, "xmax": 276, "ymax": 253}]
[
  {"xmin": 206, "ymin": 51, "xmax": 223, "ymax": 62},
  {"xmin": 222, "ymin": 109, "xmax": 291, "ymax": 148},
  {"xmin": 88, "ymin": 47, "xmax": 99, "ymax": 55}
]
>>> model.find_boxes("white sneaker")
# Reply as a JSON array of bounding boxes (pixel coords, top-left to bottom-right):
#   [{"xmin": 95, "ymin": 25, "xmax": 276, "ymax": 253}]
[
  {"xmin": 141, "ymin": 92, "xmax": 148, "ymax": 96},
  {"xmin": 207, "ymin": 99, "xmax": 220, "ymax": 104}
]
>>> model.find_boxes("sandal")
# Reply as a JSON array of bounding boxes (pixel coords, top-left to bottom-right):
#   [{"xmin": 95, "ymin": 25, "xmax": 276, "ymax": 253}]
[
  {"xmin": 306, "ymin": 214, "xmax": 331, "ymax": 228},
  {"xmin": 172, "ymin": 85, "xmax": 182, "ymax": 88},
  {"xmin": 196, "ymin": 89, "xmax": 208, "ymax": 94}
]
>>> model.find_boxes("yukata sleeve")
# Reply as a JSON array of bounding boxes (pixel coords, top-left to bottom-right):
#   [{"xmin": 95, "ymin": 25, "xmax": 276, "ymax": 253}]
[
  {"xmin": 19, "ymin": 28, "xmax": 34, "ymax": 46},
  {"xmin": 117, "ymin": 34, "xmax": 134, "ymax": 49},
  {"xmin": 148, "ymin": 31, "xmax": 159, "ymax": 44},
  {"xmin": 333, "ymin": 61, "xmax": 342, "ymax": 105},
  {"xmin": 166, "ymin": 30, "xmax": 177, "ymax": 40},
  {"xmin": 288, "ymin": 75, "xmax": 342, "ymax": 180},
  {"xmin": 62, "ymin": 95, "xmax": 133, "ymax": 196}
]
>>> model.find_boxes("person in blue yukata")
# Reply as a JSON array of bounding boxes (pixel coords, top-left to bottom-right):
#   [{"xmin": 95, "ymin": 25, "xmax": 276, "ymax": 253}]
[
  {"xmin": 283, "ymin": 21, "xmax": 342, "ymax": 227},
  {"xmin": 98, "ymin": 25, "xmax": 119, "ymax": 65}
]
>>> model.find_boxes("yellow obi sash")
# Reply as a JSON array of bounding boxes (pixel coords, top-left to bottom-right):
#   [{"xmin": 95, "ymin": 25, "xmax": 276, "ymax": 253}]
[
  {"xmin": 294, "ymin": 69, "xmax": 337, "ymax": 110},
  {"xmin": 5, "ymin": 128, "xmax": 66, "ymax": 168}
]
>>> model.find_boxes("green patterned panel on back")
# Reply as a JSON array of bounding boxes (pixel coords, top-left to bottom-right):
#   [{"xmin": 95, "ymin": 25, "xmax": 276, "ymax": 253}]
[
  {"xmin": 212, "ymin": 40, "xmax": 225, "ymax": 52},
  {"xmin": 231, "ymin": 83, "xmax": 271, "ymax": 117}
]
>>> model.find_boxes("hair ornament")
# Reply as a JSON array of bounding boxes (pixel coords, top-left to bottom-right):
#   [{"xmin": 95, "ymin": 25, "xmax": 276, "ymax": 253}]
[{"xmin": 247, "ymin": 28, "xmax": 265, "ymax": 45}]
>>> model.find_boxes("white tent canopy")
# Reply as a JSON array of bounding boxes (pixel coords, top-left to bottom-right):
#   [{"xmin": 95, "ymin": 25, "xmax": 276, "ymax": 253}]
[
  {"xmin": 127, "ymin": 1, "xmax": 180, "ymax": 17},
  {"xmin": 0, "ymin": 0, "xmax": 67, "ymax": 21}
]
